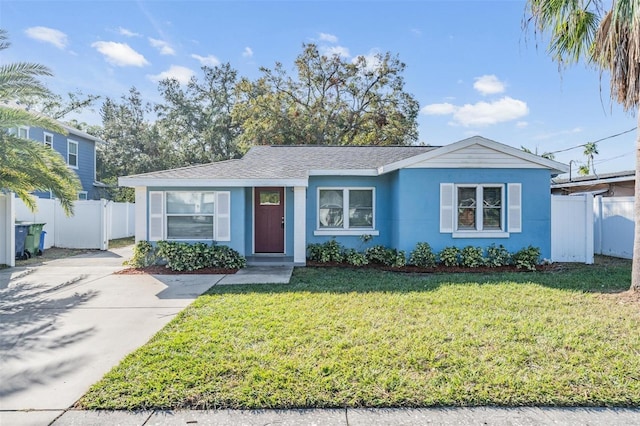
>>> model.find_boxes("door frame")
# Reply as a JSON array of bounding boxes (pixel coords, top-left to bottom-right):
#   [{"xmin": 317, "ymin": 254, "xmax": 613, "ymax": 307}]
[{"xmin": 252, "ymin": 187, "xmax": 286, "ymax": 254}]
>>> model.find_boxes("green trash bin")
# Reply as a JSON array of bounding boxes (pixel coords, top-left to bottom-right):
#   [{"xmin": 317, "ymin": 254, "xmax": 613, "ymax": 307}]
[{"xmin": 25, "ymin": 223, "xmax": 46, "ymax": 257}]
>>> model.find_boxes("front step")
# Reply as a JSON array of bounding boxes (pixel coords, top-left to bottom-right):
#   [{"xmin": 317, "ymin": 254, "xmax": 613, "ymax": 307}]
[{"xmin": 246, "ymin": 256, "xmax": 297, "ymax": 267}]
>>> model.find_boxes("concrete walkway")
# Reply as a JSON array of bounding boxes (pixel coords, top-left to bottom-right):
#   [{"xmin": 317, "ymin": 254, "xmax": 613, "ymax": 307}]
[{"xmin": 0, "ymin": 247, "xmax": 292, "ymax": 426}]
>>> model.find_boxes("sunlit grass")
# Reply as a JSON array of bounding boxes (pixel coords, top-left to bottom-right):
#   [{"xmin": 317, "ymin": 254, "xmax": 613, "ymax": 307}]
[{"xmin": 78, "ymin": 262, "xmax": 640, "ymax": 409}]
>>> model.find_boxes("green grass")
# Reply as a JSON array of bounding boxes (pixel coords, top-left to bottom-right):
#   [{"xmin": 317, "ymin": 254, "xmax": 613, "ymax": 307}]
[
  {"xmin": 78, "ymin": 260, "xmax": 640, "ymax": 409},
  {"xmin": 109, "ymin": 236, "xmax": 135, "ymax": 249}
]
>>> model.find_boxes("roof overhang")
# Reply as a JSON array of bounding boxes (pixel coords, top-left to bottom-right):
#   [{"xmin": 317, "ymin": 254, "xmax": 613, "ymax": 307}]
[
  {"xmin": 378, "ymin": 136, "xmax": 569, "ymax": 175},
  {"xmin": 551, "ymin": 175, "xmax": 635, "ymax": 189},
  {"xmin": 118, "ymin": 177, "xmax": 308, "ymax": 188},
  {"xmin": 308, "ymin": 169, "xmax": 378, "ymax": 176}
]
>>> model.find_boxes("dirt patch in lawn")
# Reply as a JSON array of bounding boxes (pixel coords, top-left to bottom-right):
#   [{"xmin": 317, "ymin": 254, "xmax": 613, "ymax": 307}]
[{"xmin": 115, "ymin": 265, "xmax": 239, "ymax": 275}]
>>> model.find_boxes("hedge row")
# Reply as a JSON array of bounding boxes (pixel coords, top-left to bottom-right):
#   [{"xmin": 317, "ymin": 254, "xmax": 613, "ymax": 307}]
[
  {"xmin": 307, "ymin": 240, "xmax": 541, "ymax": 271},
  {"xmin": 125, "ymin": 241, "xmax": 246, "ymax": 271}
]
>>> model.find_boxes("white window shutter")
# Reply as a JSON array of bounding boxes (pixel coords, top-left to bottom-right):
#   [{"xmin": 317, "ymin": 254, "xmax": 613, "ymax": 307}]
[
  {"xmin": 507, "ymin": 183, "xmax": 522, "ymax": 233},
  {"xmin": 440, "ymin": 183, "xmax": 454, "ymax": 233},
  {"xmin": 148, "ymin": 191, "xmax": 164, "ymax": 241},
  {"xmin": 215, "ymin": 191, "xmax": 231, "ymax": 241}
]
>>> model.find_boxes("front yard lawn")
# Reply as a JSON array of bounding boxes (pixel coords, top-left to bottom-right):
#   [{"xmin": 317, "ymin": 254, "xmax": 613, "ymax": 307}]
[{"xmin": 78, "ymin": 260, "xmax": 640, "ymax": 409}]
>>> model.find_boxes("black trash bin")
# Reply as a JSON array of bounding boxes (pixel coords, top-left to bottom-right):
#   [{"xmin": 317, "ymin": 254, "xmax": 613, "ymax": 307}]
[{"xmin": 15, "ymin": 224, "xmax": 30, "ymax": 260}]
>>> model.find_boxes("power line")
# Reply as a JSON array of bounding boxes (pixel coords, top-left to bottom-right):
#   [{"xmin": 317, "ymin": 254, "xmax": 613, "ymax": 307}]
[{"xmin": 547, "ymin": 127, "xmax": 637, "ymax": 155}]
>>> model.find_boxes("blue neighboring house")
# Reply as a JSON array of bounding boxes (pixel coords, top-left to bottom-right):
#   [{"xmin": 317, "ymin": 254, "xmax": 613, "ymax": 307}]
[
  {"xmin": 119, "ymin": 136, "xmax": 568, "ymax": 265},
  {"xmin": 14, "ymin": 121, "xmax": 106, "ymax": 200}
]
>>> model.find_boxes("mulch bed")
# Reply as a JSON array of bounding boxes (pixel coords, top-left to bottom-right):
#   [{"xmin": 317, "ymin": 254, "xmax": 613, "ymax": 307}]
[{"xmin": 115, "ymin": 265, "xmax": 239, "ymax": 275}]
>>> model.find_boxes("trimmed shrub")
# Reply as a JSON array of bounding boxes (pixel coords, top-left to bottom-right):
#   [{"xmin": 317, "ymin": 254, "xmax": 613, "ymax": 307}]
[
  {"xmin": 124, "ymin": 241, "xmax": 157, "ymax": 268},
  {"xmin": 409, "ymin": 242, "xmax": 436, "ymax": 268},
  {"xmin": 485, "ymin": 244, "xmax": 511, "ymax": 267},
  {"xmin": 365, "ymin": 245, "xmax": 397, "ymax": 266},
  {"xmin": 344, "ymin": 249, "xmax": 369, "ymax": 266},
  {"xmin": 155, "ymin": 241, "xmax": 245, "ymax": 271},
  {"xmin": 512, "ymin": 245, "xmax": 540, "ymax": 271},
  {"xmin": 438, "ymin": 246, "xmax": 461, "ymax": 267},
  {"xmin": 307, "ymin": 239, "xmax": 344, "ymax": 263},
  {"xmin": 392, "ymin": 250, "xmax": 407, "ymax": 268},
  {"xmin": 460, "ymin": 246, "xmax": 484, "ymax": 268}
]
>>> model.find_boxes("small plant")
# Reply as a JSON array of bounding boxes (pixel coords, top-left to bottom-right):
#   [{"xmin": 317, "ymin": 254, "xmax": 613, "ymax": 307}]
[
  {"xmin": 409, "ymin": 242, "xmax": 436, "ymax": 268},
  {"xmin": 460, "ymin": 246, "xmax": 484, "ymax": 268},
  {"xmin": 124, "ymin": 241, "xmax": 157, "ymax": 268},
  {"xmin": 365, "ymin": 245, "xmax": 397, "ymax": 266},
  {"xmin": 210, "ymin": 245, "xmax": 247, "ymax": 269},
  {"xmin": 307, "ymin": 239, "xmax": 344, "ymax": 263},
  {"xmin": 344, "ymin": 249, "xmax": 369, "ymax": 266},
  {"xmin": 438, "ymin": 246, "xmax": 460, "ymax": 267},
  {"xmin": 485, "ymin": 244, "xmax": 511, "ymax": 267},
  {"xmin": 392, "ymin": 250, "xmax": 407, "ymax": 268},
  {"xmin": 512, "ymin": 245, "xmax": 541, "ymax": 271}
]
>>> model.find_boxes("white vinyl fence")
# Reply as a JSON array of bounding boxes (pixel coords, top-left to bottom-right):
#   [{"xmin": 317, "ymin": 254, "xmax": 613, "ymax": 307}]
[
  {"xmin": 594, "ymin": 196, "xmax": 634, "ymax": 259},
  {"xmin": 14, "ymin": 197, "xmax": 135, "ymax": 250},
  {"xmin": 551, "ymin": 194, "xmax": 594, "ymax": 264},
  {"xmin": 0, "ymin": 193, "xmax": 16, "ymax": 267}
]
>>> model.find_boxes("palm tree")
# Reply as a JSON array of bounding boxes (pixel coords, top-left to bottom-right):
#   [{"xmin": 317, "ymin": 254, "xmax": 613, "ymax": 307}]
[
  {"xmin": 0, "ymin": 29, "xmax": 80, "ymax": 215},
  {"xmin": 578, "ymin": 142, "xmax": 599, "ymax": 175},
  {"xmin": 525, "ymin": 0, "xmax": 640, "ymax": 291}
]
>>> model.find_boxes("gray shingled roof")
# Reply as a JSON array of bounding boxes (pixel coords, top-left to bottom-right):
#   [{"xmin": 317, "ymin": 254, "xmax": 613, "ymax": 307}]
[{"xmin": 123, "ymin": 145, "xmax": 438, "ymax": 180}]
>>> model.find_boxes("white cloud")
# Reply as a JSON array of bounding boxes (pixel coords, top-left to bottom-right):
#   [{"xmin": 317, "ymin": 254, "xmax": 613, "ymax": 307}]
[
  {"xmin": 191, "ymin": 54, "xmax": 220, "ymax": 66},
  {"xmin": 516, "ymin": 121, "xmax": 529, "ymax": 128},
  {"xmin": 353, "ymin": 53, "xmax": 381, "ymax": 72},
  {"xmin": 91, "ymin": 41, "xmax": 149, "ymax": 67},
  {"xmin": 25, "ymin": 26, "xmax": 68, "ymax": 49},
  {"xmin": 534, "ymin": 127, "xmax": 583, "ymax": 140},
  {"xmin": 118, "ymin": 27, "xmax": 141, "ymax": 37},
  {"xmin": 421, "ymin": 103, "xmax": 456, "ymax": 115},
  {"xmin": 242, "ymin": 47, "xmax": 253, "ymax": 58},
  {"xmin": 473, "ymin": 74, "xmax": 506, "ymax": 95},
  {"xmin": 411, "ymin": 28, "xmax": 422, "ymax": 36},
  {"xmin": 422, "ymin": 97, "xmax": 529, "ymax": 127},
  {"xmin": 149, "ymin": 37, "xmax": 176, "ymax": 55},
  {"xmin": 148, "ymin": 65, "xmax": 194, "ymax": 84},
  {"xmin": 319, "ymin": 32, "xmax": 338, "ymax": 43},
  {"xmin": 322, "ymin": 45, "xmax": 350, "ymax": 58}
]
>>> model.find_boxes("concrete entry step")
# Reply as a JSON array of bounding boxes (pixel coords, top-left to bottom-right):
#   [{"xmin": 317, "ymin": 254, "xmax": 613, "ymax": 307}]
[
  {"xmin": 246, "ymin": 255, "xmax": 295, "ymax": 267},
  {"xmin": 217, "ymin": 265, "xmax": 293, "ymax": 285}
]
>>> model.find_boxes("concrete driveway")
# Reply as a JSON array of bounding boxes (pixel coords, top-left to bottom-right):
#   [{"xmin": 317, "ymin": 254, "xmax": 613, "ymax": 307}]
[{"xmin": 0, "ymin": 247, "xmax": 220, "ymax": 425}]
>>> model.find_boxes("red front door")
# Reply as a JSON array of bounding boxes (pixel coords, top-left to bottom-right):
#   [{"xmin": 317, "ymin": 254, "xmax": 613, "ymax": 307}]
[{"xmin": 254, "ymin": 187, "xmax": 285, "ymax": 253}]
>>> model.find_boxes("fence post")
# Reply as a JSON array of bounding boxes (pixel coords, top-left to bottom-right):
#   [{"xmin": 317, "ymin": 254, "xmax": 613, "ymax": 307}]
[
  {"xmin": 101, "ymin": 199, "xmax": 109, "ymax": 250},
  {"xmin": 585, "ymin": 194, "xmax": 594, "ymax": 264}
]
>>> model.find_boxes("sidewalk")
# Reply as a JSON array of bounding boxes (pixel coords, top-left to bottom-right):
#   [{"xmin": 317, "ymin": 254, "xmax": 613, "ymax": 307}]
[{"xmin": 4, "ymin": 406, "xmax": 640, "ymax": 425}]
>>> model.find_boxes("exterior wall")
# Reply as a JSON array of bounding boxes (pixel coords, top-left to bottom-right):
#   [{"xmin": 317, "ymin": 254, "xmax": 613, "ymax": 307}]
[
  {"xmin": 393, "ymin": 168, "xmax": 553, "ymax": 259},
  {"xmin": 306, "ymin": 175, "xmax": 394, "ymax": 250},
  {"xmin": 147, "ymin": 186, "xmax": 246, "ymax": 255},
  {"xmin": 26, "ymin": 127, "xmax": 98, "ymax": 199}
]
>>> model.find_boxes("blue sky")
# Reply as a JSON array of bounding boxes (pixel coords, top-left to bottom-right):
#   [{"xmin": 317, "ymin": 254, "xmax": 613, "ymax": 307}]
[{"xmin": 1, "ymin": 0, "xmax": 637, "ymax": 175}]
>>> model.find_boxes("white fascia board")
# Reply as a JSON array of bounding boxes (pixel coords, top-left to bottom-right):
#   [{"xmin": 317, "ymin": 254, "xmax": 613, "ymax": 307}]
[
  {"xmin": 118, "ymin": 177, "xmax": 308, "ymax": 188},
  {"xmin": 379, "ymin": 136, "xmax": 569, "ymax": 174},
  {"xmin": 551, "ymin": 175, "xmax": 634, "ymax": 189},
  {"xmin": 308, "ymin": 169, "xmax": 378, "ymax": 176},
  {"xmin": 63, "ymin": 125, "xmax": 107, "ymax": 144}
]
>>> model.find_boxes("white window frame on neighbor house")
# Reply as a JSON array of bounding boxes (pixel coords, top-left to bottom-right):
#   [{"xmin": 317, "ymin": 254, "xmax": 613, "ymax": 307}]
[
  {"xmin": 440, "ymin": 183, "xmax": 521, "ymax": 238},
  {"xmin": 147, "ymin": 190, "xmax": 231, "ymax": 242},
  {"xmin": 314, "ymin": 187, "xmax": 379, "ymax": 236},
  {"xmin": 44, "ymin": 132, "xmax": 53, "ymax": 148},
  {"xmin": 67, "ymin": 139, "xmax": 79, "ymax": 168},
  {"xmin": 17, "ymin": 126, "xmax": 29, "ymax": 139},
  {"xmin": 77, "ymin": 191, "xmax": 88, "ymax": 200}
]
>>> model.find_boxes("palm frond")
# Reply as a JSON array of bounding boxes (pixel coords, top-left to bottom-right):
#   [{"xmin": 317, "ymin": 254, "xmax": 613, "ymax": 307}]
[{"xmin": 0, "ymin": 107, "xmax": 66, "ymax": 134}]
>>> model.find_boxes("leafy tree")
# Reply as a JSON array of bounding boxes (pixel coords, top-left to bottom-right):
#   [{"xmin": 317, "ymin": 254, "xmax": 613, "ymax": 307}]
[
  {"xmin": 233, "ymin": 43, "xmax": 419, "ymax": 150},
  {"xmin": 20, "ymin": 90, "xmax": 100, "ymax": 122},
  {"xmin": 525, "ymin": 0, "xmax": 640, "ymax": 290},
  {"xmin": 156, "ymin": 63, "xmax": 241, "ymax": 163},
  {"xmin": 0, "ymin": 29, "xmax": 81, "ymax": 215},
  {"xmin": 96, "ymin": 87, "xmax": 179, "ymax": 201}
]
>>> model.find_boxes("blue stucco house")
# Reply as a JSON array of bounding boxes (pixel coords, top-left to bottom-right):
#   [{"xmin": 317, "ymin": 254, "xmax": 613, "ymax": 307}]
[
  {"xmin": 14, "ymin": 121, "xmax": 105, "ymax": 200},
  {"xmin": 119, "ymin": 136, "xmax": 568, "ymax": 265}
]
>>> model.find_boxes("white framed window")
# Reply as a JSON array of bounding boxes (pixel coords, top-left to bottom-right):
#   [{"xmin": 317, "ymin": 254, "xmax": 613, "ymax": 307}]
[
  {"xmin": 44, "ymin": 132, "xmax": 53, "ymax": 148},
  {"xmin": 18, "ymin": 126, "xmax": 29, "ymax": 139},
  {"xmin": 77, "ymin": 191, "xmax": 88, "ymax": 200},
  {"xmin": 315, "ymin": 187, "xmax": 378, "ymax": 236},
  {"xmin": 67, "ymin": 140, "xmax": 78, "ymax": 168},
  {"xmin": 440, "ymin": 183, "xmax": 521, "ymax": 238},
  {"xmin": 148, "ymin": 191, "xmax": 231, "ymax": 241}
]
